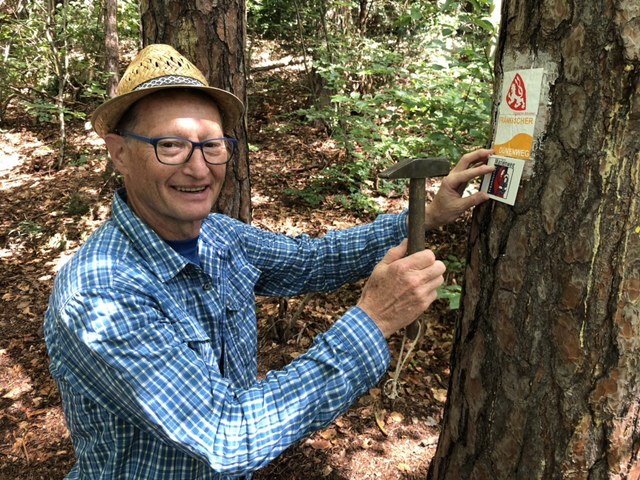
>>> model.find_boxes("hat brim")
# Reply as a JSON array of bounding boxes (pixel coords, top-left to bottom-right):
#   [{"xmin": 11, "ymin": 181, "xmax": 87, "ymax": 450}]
[{"xmin": 91, "ymin": 85, "xmax": 244, "ymax": 138}]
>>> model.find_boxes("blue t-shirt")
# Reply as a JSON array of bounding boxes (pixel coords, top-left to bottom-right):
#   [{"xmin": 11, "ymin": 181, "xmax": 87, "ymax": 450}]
[{"xmin": 165, "ymin": 236, "xmax": 200, "ymax": 266}]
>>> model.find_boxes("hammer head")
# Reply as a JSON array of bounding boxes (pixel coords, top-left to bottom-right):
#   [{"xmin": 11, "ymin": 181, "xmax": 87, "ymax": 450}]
[{"xmin": 379, "ymin": 157, "xmax": 450, "ymax": 179}]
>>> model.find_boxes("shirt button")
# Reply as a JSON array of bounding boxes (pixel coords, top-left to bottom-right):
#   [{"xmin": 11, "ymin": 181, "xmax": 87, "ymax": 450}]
[{"xmin": 202, "ymin": 282, "xmax": 212, "ymax": 291}]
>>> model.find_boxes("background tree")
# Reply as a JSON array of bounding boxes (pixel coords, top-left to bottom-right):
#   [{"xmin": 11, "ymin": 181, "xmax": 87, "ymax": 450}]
[
  {"xmin": 103, "ymin": 0, "xmax": 120, "ymax": 98},
  {"xmin": 429, "ymin": 0, "xmax": 640, "ymax": 478},
  {"xmin": 139, "ymin": 0, "xmax": 251, "ymax": 222},
  {"xmin": 44, "ymin": 0, "xmax": 70, "ymax": 168}
]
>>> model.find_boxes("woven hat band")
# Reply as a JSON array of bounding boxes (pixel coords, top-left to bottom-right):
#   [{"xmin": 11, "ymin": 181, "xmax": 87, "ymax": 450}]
[{"xmin": 134, "ymin": 75, "xmax": 207, "ymax": 91}]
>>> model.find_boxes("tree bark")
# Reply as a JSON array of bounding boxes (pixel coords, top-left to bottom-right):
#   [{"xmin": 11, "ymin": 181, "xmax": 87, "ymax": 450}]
[
  {"xmin": 103, "ymin": 0, "xmax": 120, "ymax": 98},
  {"xmin": 139, "ymin": 0, "xmax": 251, "ymax": 223},
  {"xmin": 429, "ymin": 0, "xmax": 640, "ymax": 478}
]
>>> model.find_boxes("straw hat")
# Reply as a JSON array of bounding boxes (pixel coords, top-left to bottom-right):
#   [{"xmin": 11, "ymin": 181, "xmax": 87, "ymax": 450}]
[{"xmin": 91, "ymin": 44, "xmax": 244, "ymax": 138}]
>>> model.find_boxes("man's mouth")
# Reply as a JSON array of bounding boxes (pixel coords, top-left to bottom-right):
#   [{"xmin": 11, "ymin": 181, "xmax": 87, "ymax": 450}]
[{"xmin": 175, "ymin": 186, "xmax": 207, "ymax": 193}]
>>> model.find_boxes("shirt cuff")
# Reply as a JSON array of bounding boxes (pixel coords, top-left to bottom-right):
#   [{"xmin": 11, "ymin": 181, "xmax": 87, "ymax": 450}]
[
  {"xmin": 328, "ymin": 306, "xmax": 391, "ymax": 386},
  {"xmin": 395, "ymin": 210, "xmax": 409, "ymax": 239}
]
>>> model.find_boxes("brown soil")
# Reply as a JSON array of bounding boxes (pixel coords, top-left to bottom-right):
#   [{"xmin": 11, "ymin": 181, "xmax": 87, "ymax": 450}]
[{"xmin": 0, "ymin": 63, "xmax": 474, "ymax": 480}]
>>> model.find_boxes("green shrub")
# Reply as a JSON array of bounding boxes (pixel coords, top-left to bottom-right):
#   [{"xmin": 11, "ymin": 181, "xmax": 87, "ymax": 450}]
[{"xmin": 278, "ymin": 0, "xmax": 498, "ymax": 212}]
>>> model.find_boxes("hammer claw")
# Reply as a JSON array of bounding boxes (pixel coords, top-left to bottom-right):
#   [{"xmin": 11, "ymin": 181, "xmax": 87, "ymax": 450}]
[{"xmin": 378, "ymin": 157, "xmax": 450, "ymax": 179}]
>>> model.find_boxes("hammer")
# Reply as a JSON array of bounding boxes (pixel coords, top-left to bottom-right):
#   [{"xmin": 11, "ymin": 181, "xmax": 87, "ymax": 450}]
[{"xmin": 379, "ymin": 157, "xmax": 450, "ymax": 340}]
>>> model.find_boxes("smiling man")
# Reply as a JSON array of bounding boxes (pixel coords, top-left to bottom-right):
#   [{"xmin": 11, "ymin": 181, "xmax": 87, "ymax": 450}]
[
  {"xmin": 106, "ymin": 91, "xmax": 232, "ymax": 241},
  {"xmin": 44, "ymin": 44, "xmax": 493, "ymax": 480}
]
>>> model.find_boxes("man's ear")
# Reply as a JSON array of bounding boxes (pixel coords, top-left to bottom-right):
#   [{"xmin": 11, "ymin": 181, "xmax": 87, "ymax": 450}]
[{"xmin": 104, "ymin": 133, "xmax": 128, "ymax": 174}]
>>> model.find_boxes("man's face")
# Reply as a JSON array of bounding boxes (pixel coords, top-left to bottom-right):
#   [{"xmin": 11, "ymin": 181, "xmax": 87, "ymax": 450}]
[{"xmin": 106, "ymin": 91, "xmax": 229, "ymax": 240}]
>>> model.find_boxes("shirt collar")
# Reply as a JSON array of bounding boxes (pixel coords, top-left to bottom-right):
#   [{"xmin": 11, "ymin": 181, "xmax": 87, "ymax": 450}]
[{"xmin": 111, "ymin": 188, "xmax": 190, "ymax": 282}]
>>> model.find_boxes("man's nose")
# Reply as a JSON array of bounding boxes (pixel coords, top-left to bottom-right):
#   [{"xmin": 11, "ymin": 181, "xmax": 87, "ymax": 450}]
[{"xmin": 182, "ymin": 146, "xmax": 210, "ymax": 175}]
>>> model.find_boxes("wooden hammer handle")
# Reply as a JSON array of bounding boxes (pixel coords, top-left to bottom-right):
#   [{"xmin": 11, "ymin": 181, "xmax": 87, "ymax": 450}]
[{"xmin": 405, "ymin": 178, "xmax": 426, "ymax": 340}]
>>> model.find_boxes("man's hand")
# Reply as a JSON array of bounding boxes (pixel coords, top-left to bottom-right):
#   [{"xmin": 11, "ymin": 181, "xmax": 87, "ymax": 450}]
[
  {"xmin": 424, "ymin": 148, "xmax": 495, "ymax": 231},
  {"xmin": 357, "ymin": 240, "xmax": 446, "ymax": 338}
]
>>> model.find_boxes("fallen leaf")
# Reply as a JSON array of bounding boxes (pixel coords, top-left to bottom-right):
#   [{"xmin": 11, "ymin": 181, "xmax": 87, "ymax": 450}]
[
  {"xmin": 319, "ymin": 428, "xmax": 336, "ymax": 440},
  {"xmin": 388, "ymin": 411, "xmax": 404, "ymax": 424},
  {"xmin": 361, "ymin": 437, "xmax": 374, "ymax": 449},
  {"xmin": 3, "ymin": 385, "xmax": 32, "ymax": 399},
  {"xmin": 419, "ymin": 435, "xmax": 440, "ymax": 447},
  {"xmin": 433, "ymin": 388, "xmax": 448, "ymax": 403},
  {"xmin": 425, "ymin": 416, "xmax": 439, "ymax": 427},
  {"xmin": 305, "ymin": 438, "xmax": 332, "ymax": 450}
]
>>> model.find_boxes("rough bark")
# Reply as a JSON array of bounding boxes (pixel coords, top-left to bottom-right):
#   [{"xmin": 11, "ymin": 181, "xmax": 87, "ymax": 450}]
[
  {"xmin": 429, "ymin": 0, "xmax": 640, "ymax": 478},
  {"xmin": 139, "ymin": 0, "xmax": 251, "ymax": 223}
]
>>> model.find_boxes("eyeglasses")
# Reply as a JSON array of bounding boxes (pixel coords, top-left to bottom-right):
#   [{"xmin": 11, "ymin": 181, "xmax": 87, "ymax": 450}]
[{"xmin": 117, "ymin": 130, "xmax": 238, "ymax": 165}]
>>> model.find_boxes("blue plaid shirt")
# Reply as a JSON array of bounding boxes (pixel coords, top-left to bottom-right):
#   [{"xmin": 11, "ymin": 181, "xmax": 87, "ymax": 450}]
[{"xmin": 45, "ymin": 189, "xmax": 408, "ymax": 479}]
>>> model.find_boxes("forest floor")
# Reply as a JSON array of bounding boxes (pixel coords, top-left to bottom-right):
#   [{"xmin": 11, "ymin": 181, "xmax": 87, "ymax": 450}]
[{"xmin": 0, "ymin": 55, "xmax": 478, "ymax": 480}]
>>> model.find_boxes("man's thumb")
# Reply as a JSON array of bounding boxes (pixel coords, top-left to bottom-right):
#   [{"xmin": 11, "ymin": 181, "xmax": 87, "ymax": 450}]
[{"xmin": 381, "ymin": 239, "xmax": 408, "ymax": 264}]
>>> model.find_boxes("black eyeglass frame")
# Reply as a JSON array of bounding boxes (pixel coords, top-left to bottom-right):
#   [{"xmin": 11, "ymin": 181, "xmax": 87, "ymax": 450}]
[{"xmin": 116, "ymin": 130, "xmax": 238, "ymax": 166}]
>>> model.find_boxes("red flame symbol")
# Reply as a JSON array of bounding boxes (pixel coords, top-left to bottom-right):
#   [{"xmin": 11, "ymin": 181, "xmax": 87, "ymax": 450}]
[{"xmin": 506, "ymin": 73, "xmax": 527, "ymax": 111}]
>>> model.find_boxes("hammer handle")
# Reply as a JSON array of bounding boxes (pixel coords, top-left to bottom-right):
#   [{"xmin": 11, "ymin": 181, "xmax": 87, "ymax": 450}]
[
  {"xmin": 406, "ymin": 178, "xmax": 426, "ymax": 340},
  {"xmin": 407, "ymin": 178, "xmax": 426, "ymax": 255}
]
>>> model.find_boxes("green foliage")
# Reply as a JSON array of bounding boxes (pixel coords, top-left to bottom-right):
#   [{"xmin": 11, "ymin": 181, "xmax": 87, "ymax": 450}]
[
  {"xmin": 283, "ymin": 186, "xmax": 325, "ymax": 208},
  {"xmin": 0, "ymin": 3, "xmax": 46, "ymax": 114},
  {"xmin": 437, "ymin": 255, "xmax": 466, "ymax": 310},
  {"xmin": 283, "ymin": 159, "xmax": 383, "ymax": 213},
  {"xmin": 118, "ymin": 0, "xmax": 142, "ymax": 43},
  {"xmin": 261, "ymin": 0, "xmax": 499, "ymax": 212},
  {"xmin": 437, "ymin": 284, "xmax": 462, "ymax": 310},
  {"xmin": 22, "ymin": 99, "xmax": 86, "ymax": 124},
  {"xmin": 11, "ymin": 220, "xmax": 46, "ymax": 240},
  {"xmin": 247, "ymin": 0, "xmax": 301, "ymax": 42},
  {"xmin": 0, "ymin": 0, "xmax": 140, "ymax": 124}
]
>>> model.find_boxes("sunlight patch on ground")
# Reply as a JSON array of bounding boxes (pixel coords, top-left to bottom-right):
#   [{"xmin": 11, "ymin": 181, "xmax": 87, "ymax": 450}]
[
  {"xmin": 0, "ymin": 129, "xmax": 52, "ymax": 190},
  {"xmin": 251, "ymin": 192, "xmax": 274, "ymax": 207},
  {"xmin": 0, "ymin": 347, "xmax": 71, "ymax": 467},
  {"xmin": 0, "ymin": 153, "xmax": 21, "ymax": 176}
]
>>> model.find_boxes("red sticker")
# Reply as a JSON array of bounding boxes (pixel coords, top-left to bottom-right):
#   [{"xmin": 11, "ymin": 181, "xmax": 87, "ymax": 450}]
[{"xmin": 506, "ymin": 73, "xmax": 527, "ymax": 111}]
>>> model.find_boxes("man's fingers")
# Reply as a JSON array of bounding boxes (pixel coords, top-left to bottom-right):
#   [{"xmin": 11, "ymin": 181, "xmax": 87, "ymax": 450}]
[
  {"xmin": 445, "ymin": 163, "xmax": 495, "ymax": 196},
  {"xmin": 449, "ymin": 164, "xmax": 495, "ymax": 185},
  {"xmin": 428, "ymin": 260, "xmax": 447, "ymax": 281},
  {"xmin": 381, "ymin": 241, "xmax": 444, "ymax": 274},
  {"xmin": 456, "ymin": 148, "xmax": 494, "ymax": 169},
  {"xmin": 448, "ymin": 191, "xmax": 490, "ymax": 212}
]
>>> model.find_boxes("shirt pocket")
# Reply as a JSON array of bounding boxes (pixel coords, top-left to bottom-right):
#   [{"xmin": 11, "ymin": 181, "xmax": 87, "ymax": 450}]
[{"xmin": 164, "ymin": 303, "xmax": 221, "ymax": 370}]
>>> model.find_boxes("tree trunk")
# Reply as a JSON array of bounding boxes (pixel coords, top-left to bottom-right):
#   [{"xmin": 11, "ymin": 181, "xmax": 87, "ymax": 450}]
[
  {"xmin": 103, "ymin": 0, "xmax": 120, "ymax": 98},
  {"xmin": 44, "ymin": 0, "xmax": 69, "ymax": 169},
  {"xmin": 429, "ymin": 1, "xmax": 640, "ymax": 478},
  {"xmin": 139, "ymin": 0, "xmax": 251, "ymax": 223}
]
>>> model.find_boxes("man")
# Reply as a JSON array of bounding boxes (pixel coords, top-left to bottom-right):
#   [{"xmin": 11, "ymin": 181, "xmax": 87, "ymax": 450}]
[{"xmin": 45, "ymin": 44, "xmax": 494, "ymax": 479}]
